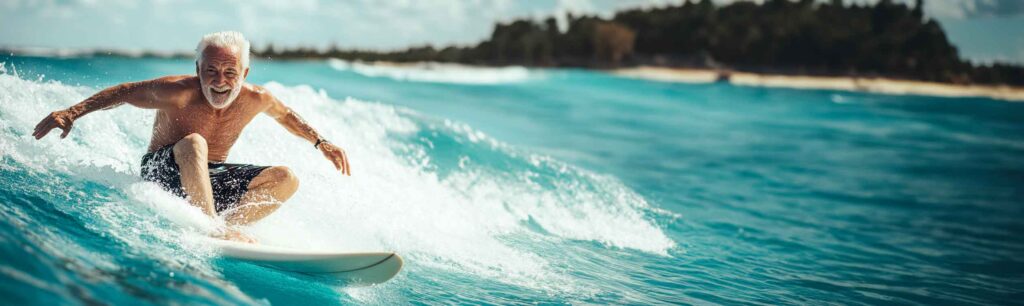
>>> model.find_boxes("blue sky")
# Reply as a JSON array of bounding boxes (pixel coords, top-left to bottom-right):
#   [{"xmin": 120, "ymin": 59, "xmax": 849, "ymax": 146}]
[{"xmin": 1, "ymin": 0, "xmax": 1022, "ymax": 64}]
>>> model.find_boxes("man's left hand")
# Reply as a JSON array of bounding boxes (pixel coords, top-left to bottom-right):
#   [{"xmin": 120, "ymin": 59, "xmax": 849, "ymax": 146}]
[{"xmin": 319, "ymin": 142, "xmax": 350, "ymax": 176}]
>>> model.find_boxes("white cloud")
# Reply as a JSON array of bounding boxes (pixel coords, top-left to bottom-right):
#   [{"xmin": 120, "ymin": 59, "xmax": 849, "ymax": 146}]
[{"xmin": 0, "ymin": 0, "xmax": 698, "ymax": 51}]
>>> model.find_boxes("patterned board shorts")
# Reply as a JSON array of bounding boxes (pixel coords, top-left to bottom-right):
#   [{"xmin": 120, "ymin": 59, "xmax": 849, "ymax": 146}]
[{"xmin": 141, "ymin": 144, "xmax": 269, "ymax": 213}]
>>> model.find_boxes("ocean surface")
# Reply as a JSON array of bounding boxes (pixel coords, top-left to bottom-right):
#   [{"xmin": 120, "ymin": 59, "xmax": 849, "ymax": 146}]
[{"xmin": 0, "ymin": 54, "xmax": 1022, "ymax": 305}]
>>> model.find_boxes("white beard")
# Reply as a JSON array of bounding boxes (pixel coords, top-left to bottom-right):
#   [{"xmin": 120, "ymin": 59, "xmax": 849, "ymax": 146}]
[{"xmin": 202, "ymin": 81, "xmax": 243, "ymax": 109}]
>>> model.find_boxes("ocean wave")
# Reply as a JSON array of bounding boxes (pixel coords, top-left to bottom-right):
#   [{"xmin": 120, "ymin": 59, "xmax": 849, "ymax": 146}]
[
  {"xmin": 0, "ymin": 68, "xmax": 673, "ymax": 301},
  {"xmin": 328, "ymin": 59, "xmax": 533, "ymax": 85},
  {"xmin": 2, "ymin": 46, "xmax": 186, "ymax": 59}
]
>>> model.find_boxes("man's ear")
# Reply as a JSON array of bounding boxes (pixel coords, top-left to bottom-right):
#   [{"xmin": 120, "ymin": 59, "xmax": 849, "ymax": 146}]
[{"xmin": 243, "ymin": 67, "xmax": 250, "ymax": 79}]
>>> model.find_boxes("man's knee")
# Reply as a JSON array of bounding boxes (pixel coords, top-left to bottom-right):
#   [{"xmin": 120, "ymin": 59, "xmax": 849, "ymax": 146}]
[
  {"xmin": 250, "ymin": 166, "xmax": 299, "ymax": 202},
  {"xmin": 173, "ymin": 133, "xmax": 208, "ymax": 161},
  {"xmin": 265, "ymin": 166, "xmax": 298, "ymax": 186}
]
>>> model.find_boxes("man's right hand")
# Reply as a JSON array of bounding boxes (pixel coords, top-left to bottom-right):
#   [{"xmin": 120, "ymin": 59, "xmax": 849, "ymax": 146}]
[{"xmin": 33, "ymin": 110, "xmax": 75, "ymax": 140}]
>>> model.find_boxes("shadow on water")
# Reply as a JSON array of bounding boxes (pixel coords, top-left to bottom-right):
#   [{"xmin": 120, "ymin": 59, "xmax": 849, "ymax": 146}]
[{"xmin": 215, "ymin": 259, "xmax": 347, "ymax": 305}]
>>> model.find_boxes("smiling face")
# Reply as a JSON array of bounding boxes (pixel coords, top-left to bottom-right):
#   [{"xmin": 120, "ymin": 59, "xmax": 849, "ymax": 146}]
[{"xmin": 196, "ymin": 46, "xmax": 249, "ymax": 109}]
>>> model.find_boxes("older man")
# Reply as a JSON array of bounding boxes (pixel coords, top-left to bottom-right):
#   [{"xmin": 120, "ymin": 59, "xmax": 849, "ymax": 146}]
[{"xmin": 31, "ymin": 31, "xmax": 349, "ymax": 242}]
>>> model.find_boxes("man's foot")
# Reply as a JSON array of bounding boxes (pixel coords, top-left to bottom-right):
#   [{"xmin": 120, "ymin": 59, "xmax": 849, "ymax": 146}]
[{"xmin": 215, "ymin": 227, "xmax": 257, "ymax": 244}]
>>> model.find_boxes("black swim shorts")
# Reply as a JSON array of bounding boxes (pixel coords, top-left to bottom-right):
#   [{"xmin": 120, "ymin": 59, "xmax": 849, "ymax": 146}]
[{"xmin": 141, "ymin": 144, "xmax": 270, "ymax": 213}]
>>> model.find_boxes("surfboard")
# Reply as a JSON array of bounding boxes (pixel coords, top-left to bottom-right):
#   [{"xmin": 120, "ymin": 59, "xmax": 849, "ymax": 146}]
[{"xmin": 203, "ymin": 238, "xmax": 403, "ymax": 286}]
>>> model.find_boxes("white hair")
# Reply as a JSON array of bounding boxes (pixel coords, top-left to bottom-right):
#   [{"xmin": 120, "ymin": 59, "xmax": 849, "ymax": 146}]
[{"xmin": 196, "ymin": 31, "xmax": 250, "ymax": 68}]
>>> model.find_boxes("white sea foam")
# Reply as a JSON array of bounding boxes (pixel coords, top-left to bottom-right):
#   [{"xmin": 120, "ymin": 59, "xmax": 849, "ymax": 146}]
[
  {"xmin": 328, "ymin": 59, "xmax": 533, "ymax": 85},
  {"xmin": 0, "ymin": 68, "xmax": 264, "ymax": 304},
  {"xmin": 0, "ymin": 68, "xmax": 674, "ymax": 298}
]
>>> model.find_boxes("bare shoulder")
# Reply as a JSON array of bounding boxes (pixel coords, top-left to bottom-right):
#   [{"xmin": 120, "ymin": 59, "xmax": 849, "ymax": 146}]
[
  {"xmin": 243, "ymin": 83, "xmax": 280, "ymax": 106},
  {"xmin": 147, "ymin": 75, "xmax": 198, "ymax": 91},
  {"xmin": 246, "ymin": 83, "xmax": 270, "ymax": 97},
  {"xmin": 130, "ymin": 75, "xmax": 199, "ymax": 99},
  {"xmin": 244, "ymin": 84, "xmax": 290, "ymax": 117}
]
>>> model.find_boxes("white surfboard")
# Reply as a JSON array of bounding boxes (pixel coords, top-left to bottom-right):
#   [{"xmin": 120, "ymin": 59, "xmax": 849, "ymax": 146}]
[{"xmin": 203, "ymin": 238, "xmax": 403, "ymax": 286}]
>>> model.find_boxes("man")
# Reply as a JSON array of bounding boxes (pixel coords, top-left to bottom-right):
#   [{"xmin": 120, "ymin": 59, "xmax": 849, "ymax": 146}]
[{"xmin": 31, "ymin": 31, "xmax": 350, "ymax": 243}]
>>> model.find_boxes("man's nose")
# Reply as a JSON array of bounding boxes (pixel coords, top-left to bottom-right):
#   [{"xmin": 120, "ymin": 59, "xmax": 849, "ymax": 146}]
[{"xmin": 211, "ymin": 74, "xmax": 227, "ymax": 85}]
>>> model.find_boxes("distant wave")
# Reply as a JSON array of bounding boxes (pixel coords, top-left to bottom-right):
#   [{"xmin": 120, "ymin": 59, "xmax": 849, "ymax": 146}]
[
  {"xmin": 328, "ymin": 58, "xmax": 533, "ymax": 85},
  {"xmin": 1, "ymin": 46, "xmax": 188, "ymax": 58}
]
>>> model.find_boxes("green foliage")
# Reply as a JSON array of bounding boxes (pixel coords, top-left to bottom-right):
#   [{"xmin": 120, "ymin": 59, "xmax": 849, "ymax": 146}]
[{"xmin": 252, "ymin": 0, "xmax": 1022, "ymax": 86}]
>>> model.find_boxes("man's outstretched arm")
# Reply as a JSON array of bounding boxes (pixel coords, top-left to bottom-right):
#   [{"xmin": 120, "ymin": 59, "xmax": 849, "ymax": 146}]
[
  {"xmin": 263, "ymin": 92, "xmax": 351, "ymax": 176},
  {"xmin": 33, "ymin": 76, "xmax": 187, "ymax": 140}
]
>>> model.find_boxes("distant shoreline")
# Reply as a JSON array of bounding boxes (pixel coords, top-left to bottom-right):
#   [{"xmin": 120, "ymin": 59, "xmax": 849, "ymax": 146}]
[
  {"xmin": 614, "ymin": 66, "xmax": 1024, "ymax": 102},
  {"xmin": 5, "ymin": 48, "xmax": 1024, "ymax": 101},
  {"xmin": 321, "ymin": 60, "xmax": 1024, "ymax": 101}
]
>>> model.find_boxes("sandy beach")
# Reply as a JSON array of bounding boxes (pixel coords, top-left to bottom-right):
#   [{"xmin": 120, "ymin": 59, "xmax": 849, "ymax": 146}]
[{"xmin": 614, "ymin": 66, "xmax": 1024, "ymax": 102}]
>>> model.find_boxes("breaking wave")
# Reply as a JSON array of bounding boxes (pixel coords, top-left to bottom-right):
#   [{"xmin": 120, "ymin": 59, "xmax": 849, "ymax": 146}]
[
  {"xmin": 327, "ymin": 59, "xmax": 533, "ymax": 85},
  {"xmin": 0, "ymin": 64, "xmax": 673, "ymax": 303}
]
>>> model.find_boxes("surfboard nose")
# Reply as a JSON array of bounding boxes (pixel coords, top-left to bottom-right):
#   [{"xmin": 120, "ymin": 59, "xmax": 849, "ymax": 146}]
[{"xmin": 323, "ymin": 253, "xmax": 404, "ymax": 286}]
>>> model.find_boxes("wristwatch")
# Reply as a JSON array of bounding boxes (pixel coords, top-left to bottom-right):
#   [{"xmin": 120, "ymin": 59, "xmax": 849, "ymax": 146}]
[{"xmin": 314, "ymin": 138, "xmax": 328, "ymax": 149}]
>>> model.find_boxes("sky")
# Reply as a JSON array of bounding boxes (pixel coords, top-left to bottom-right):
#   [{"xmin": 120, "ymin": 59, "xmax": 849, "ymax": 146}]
[{"xmin": 1, "ymin": 0, "xmax": 1022, "ymax": 64}]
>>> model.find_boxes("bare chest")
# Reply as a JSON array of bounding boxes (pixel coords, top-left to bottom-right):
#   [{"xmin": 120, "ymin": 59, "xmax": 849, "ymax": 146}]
[{"xmin": 151, "ymin": 97, "xmax": 266, "ymax": 155}]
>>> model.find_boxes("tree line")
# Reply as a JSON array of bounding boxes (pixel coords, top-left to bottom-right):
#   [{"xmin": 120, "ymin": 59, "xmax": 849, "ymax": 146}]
[
  {"xmin": 254, "ymin": 0, "xmax": 1022, "ymax": 86},
  {"xmin": 9, "ymin": 0, "xmax": 1016, "ymax": 85}
]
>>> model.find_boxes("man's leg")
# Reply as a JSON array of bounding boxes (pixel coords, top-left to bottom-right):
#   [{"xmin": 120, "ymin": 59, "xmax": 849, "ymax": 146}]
[
  {"xmin": 222, "ymin": 166, "xmax": 299, "ymax": 225},
  {"xmin": 173, "ymin": 133, "xmax": 216, "ymax": 216}
]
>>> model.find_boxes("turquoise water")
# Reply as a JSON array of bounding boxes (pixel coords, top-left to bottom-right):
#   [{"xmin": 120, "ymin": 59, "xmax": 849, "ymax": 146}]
[{"xmin": 1, "ymin": 55, "xmax": 1022, "ymax": 305}]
